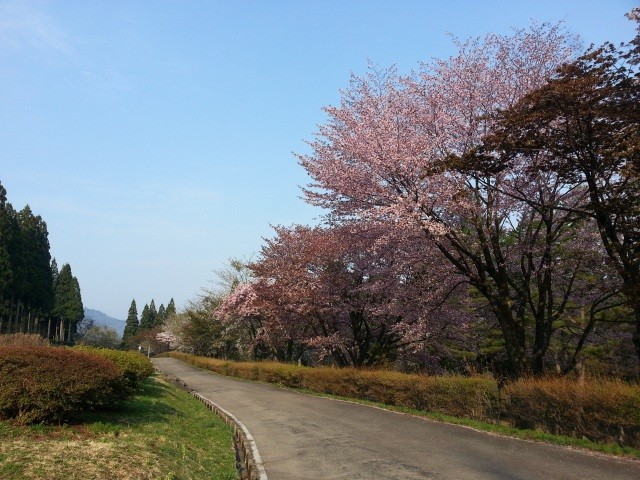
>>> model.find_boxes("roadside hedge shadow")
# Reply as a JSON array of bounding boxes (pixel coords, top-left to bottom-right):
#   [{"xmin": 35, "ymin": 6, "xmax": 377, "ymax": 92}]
[{"xmin": 77, "ymin": 376, "xmax": 181, "ymax": 427}]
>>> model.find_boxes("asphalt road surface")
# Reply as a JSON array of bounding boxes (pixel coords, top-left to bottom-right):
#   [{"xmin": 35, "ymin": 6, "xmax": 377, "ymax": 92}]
[{"xmin": 152, "ymin": 357, "xmax": 640, "ymax": 480}]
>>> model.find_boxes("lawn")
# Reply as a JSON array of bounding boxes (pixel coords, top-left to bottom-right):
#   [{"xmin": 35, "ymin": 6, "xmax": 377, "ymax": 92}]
[{"xmin": 0, "ymin": 375, "xmax": 237, "ymax": 480}]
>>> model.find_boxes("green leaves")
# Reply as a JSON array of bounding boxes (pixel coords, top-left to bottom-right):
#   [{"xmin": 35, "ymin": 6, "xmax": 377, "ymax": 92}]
[{"xmin": 53, "ymin": 264, "xmax": 83, "ymax": 326}]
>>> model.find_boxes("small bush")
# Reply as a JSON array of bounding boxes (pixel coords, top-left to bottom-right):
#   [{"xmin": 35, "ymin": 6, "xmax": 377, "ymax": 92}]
[
  {"xmin": 0, "ymin": 345, "xmax": 125, "ymax": 424},
  {"xmin": 504, "ymin": 377, "xmax": 640, "ymax": 448},
  {"xmin": 0, "ymin": 333, "xmax": 49, "ymax": 347},
  {"xmin": 74, "ymin": 346, "xmax": 154, "ymax": 391}
]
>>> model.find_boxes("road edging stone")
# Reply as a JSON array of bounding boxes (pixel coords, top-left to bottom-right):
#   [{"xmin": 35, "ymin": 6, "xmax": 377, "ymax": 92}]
[{"xmin": 162, "ymin": 374, "xmax": 269, "ymax": 480}]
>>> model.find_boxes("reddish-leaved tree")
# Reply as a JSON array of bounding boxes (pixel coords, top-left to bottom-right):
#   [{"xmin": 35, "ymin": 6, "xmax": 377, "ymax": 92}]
[{"xmin": 219, "ymin": 221, "xmax": 471, "ymax": 369}]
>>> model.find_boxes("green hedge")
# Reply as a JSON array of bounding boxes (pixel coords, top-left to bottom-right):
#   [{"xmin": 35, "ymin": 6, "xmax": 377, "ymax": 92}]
[
  {"xmin": 73, "ymin": 346, "xmax": 155, "ymax": 392},
  {"xmin": 0, "ymin": 346, "xmax": 125, "ymax": 424}
]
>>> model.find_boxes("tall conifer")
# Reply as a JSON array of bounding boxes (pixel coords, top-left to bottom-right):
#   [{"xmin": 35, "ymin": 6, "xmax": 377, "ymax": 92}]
[
  {"xmin": 165, "ymin": 298, "xmax": 176, "ymax": 318},
  {"xmin": 139, "ymin": 303, "xmax": 152, "ymax": 330},
  {"xmin": 52, "ymin": 263, "xmax": 83, "ymax": 342},
  {"xmin": 156, "ymin": 303, "xmax": 166, "ymax": 327},
  {"xmin": 122, "ymin": 299, "xmax": 139, "ymax": 346}
]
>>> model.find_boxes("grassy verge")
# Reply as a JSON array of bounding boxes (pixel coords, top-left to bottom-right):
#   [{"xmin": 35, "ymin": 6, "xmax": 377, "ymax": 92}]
[{"xmin": 0, "ymin": 375, "xmax": 237, "ymax": 480}]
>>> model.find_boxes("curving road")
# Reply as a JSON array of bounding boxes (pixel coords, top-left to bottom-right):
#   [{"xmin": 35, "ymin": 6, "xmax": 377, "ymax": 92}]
[{"xmin": 153, "ymin": 357, "xmax": 640, "ymax": 480}]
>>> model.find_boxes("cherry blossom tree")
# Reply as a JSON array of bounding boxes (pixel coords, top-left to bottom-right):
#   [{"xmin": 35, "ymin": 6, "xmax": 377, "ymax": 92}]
[
  {"xmin": 215, "ymin": 281, "xmax": 272, "ymax": 360},
  {"xmin": 218, "ymin": 221, "xmax": 471, "ymax": 368},
  {"xmin": 298, "ymin": 25, "xmax": 622, "ymax": 377}
]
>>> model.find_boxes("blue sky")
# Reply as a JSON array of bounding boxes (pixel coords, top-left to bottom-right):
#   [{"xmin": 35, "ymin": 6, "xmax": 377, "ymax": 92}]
[{"xmin": 1, "ymin": 0, "xmax": 637, "ymax": 319}]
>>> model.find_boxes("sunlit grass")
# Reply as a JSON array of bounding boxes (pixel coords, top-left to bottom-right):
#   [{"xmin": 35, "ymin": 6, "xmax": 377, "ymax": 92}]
[{"xmin": 0, "ymin": 375, "xmax": 237, "ymax": 480}]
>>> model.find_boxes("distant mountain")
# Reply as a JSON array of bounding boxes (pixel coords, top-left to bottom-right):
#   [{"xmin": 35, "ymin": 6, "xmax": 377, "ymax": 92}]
[{"xmin": 83, "ymin": 308, "xmax": 126, "ymax": 337}]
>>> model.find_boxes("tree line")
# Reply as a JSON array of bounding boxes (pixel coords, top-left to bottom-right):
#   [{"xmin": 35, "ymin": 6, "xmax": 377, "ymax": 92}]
[
  {"xmin": 122, "ymin": 298, "xmax": 175, "ymax": 347},
  {"xmin": 0, "ymin": 182, "xmax": 84, "ymax": 342}
]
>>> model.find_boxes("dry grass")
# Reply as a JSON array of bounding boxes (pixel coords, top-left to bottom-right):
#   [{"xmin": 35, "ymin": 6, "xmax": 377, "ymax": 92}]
[
  {"xmin": 0, "ymin": 438, "xmax": 164, "ymax": 480},
  {"xmin": 0, "ymin": 333, "xmax": 49, "ymax": 347}
]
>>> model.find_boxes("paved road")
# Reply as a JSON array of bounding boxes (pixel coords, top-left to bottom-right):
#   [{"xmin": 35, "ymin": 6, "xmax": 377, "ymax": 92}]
[{"xmin": 153, "ymin": 357, "xmax": 640, "ymax": 480}]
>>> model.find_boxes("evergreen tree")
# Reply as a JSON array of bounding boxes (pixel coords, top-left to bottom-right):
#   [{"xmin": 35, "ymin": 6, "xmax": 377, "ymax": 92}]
[
  {"xmin": 0, "ymin": 190, "xmax": 26, "ymax": 333},
  {"xmin": 0, "ymin": 183, "xmax": 80, "ymax": 338},
  {"xmin": 165, "ymin": 298, "xmax": 176, "ymax": 318},
  {"xmin": 0, "ymin": 245, "xmax": 11, "ymax": 297},
  {"xmin": 0, "ymin": 200, "xmax": 23, "ymax": 316},
  {"xmin": 149, "ymin": 299, "xmax": 157, "ymax": 327},
  {"xmin": 156, "ymin": 303, "xmax": 166, "ymax": 327},
  {"xmin": 50, "ymin": 258, "xmax": 59, "ymax": 282},
  {"xmin": 0, "ymin": 182, "xmax": 11, "ymax": 307},
  {"xmin": 139, "ymin": 303, "xmax": 152, "ymax": 330},
  {"xmin": 17, "ymin": 206, "xmax": 54, "ymax": 316},
  {"xmin": 0, "ymin": 244, "xmax": 11, "ymax": 334},
  {"xmin": 122, "ymin": 298, "xmax": 139, "ymax": 346},
  {"xmin": 52, "ymin": 263, "xmax": 84, "ymax": 342},
  {"xmin": 69, "ymin": 275, "xmax": 83, "ymax": 339}
]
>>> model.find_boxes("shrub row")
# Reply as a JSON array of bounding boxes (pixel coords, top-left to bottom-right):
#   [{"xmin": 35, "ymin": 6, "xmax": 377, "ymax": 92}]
[
  {"xmin": 73, "ymin": 346, "xmax": 155, "ymax": 392},
  {"xmin": 168, "ymin": 352, "xmax": 640, "ymax": 449},
  {"xmin": 504, "ymin": 377, "xmax": 640, "ymax": 448},
  {"xmin": 0, "ymin": 345, "xmax": 155, "ymax": 425},
  {"xmin": 167, "ymin": 352, "xmax": 499, "ymax": 420}
]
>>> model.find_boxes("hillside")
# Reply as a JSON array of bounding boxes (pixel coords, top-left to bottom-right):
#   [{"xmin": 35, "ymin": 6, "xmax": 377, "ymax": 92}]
[{"xmin": 83, "ymin": 308, "xmax": 126, "ymax": 336}]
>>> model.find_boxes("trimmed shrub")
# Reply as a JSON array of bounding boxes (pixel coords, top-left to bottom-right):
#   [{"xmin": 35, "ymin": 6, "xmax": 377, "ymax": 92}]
[
  {"xmin": 0, "ymin": 345, "xmax": 125, "ymax": 424},
  {"xmin": 74, "ymin": 346, "xmax": 154, "ymax": 391},
  {"xmin": 167, "ymin": 352, "xmax": 499, "ymax": 420},
  {"xmin": 504, "ymin": 377, "xmax": 640, "ymax": 448},
  {"xmin": 0, "ymin": 333, "xmax": 49, "ymax": 347},
  {"xmin": 165, "ymin": 352, "xmax": 640, "ymax": 448}
]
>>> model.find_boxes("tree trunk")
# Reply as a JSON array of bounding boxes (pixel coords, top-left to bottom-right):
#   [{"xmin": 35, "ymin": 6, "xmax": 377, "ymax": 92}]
[
  {"xmin": 7, "ymin": 297, "xmax": 14, "ymax": 333},
  {"xmin": 493, "ymin": 293, "xmax": 529, "ymax": 379},
  {"xmin": 15, "ymin": 301, "xmax": 21, "ymax": 334},
  {"xmin": 633, "ymin": 303, "xmax": 640, "ymax": 375},
  {"xmin": 502, "ymin": 323, "xmax": 528, "ymax": 378}
]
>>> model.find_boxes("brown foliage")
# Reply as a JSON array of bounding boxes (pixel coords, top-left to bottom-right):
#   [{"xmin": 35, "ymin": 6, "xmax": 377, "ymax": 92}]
[
  {"xmin": 504, "ymin": 377, "xmax": 640, "ymax": 448},
  {"xmin": 168, "ymin": 352, "xmax": 499, "ymax": 420},
  {"xmin": 0, "ymin": 333, "xmax": 50, "ymax": 347},
  {"xmin": 169, "ymin": 352, "xmax": 640, "ymax": 448},
  {"xmin": 0, "ymin": 346, "xmax": 127, "ymax": 424}
]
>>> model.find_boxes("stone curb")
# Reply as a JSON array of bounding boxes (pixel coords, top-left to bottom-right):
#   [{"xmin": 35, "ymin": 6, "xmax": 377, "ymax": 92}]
[{"xmin": 162, "ymin": 374, "xmax": 269, "ymax": 480}]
